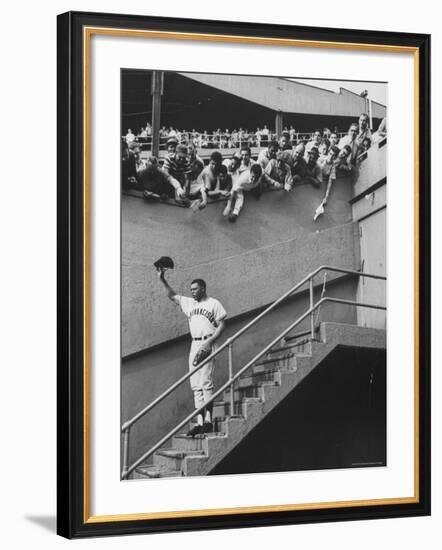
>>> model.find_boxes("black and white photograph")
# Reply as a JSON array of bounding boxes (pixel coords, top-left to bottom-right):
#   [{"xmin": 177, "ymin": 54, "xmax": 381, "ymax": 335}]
[{"xmin": 121, "ymin": 69, "xmax": 388, "ymax": 481}]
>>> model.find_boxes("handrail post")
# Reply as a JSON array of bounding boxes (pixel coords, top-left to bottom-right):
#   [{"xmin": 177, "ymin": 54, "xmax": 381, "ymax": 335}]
[
  {"xmin": 228, "ymin": 344, "xmax": 234, "ymax": 416},
  {"xmin": 309, "ymin": 277, "xmax": 315, "ymax": 340},
  {"xmin": 122, "ymin": 428, "xmax": 130, "ymax": 480}
]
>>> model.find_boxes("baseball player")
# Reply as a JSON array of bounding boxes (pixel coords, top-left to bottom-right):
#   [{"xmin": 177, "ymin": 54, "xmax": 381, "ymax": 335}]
[{"xmin": 158, "ymin": 269, "xmax": 227, "ymax": 436}]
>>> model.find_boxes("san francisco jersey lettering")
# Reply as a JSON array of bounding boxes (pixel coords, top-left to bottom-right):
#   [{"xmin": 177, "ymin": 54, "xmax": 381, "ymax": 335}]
[{"xmin": 177, "ymin": 296, "xmax": 227, "ymax": 338}]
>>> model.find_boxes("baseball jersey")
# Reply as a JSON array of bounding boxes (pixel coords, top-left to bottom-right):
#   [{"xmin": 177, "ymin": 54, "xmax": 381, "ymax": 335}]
[{"xmin": 177, "ymin": 296, "xmax": 227, "ymax": 339}]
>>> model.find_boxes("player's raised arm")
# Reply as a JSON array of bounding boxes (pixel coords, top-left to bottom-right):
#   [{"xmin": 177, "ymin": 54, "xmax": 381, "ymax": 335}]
[{"xmin": 157, "ymin": 269, "xmax": 179, "ymax": 303}]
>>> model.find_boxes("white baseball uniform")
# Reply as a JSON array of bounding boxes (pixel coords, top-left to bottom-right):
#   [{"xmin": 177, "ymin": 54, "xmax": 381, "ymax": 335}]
[{"xmin": 176, "ymin": 295, "xmax": 227, "ymax": 410}]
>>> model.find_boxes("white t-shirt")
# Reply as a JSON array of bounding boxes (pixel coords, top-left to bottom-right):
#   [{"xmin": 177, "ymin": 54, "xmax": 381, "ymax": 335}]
[
  {"xmin": 231, "ymin": 169, "xmax": 262, "ymax": 193},
  {"xmin": 176, "ymin": 296, "xmax": 227, "ymax": 339}
]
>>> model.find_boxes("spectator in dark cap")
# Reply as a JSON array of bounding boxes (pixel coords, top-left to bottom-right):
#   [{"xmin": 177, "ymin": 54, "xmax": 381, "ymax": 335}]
[{"xmin": 166, "ymin": 137, "xmax": 178, "ymax": 155}]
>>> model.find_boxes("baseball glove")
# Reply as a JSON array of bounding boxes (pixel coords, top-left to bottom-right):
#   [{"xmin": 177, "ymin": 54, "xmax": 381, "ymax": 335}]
[
  {"xmin": 153, "ymin": 256, "xmax": 174, "ymax": 271},
  {"xmin": 192, "ymin": 345, "xmax": 212, "ymax": 367}
]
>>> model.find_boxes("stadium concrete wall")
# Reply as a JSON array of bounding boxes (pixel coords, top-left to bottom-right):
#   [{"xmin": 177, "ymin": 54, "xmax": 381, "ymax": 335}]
[
  {"xmin": 122, "ymin": 176, "xmax": 359, "ymax": 356},
  {"xmin": 351, "ymin": 141, "xmax": 387, "ymax": 329}
]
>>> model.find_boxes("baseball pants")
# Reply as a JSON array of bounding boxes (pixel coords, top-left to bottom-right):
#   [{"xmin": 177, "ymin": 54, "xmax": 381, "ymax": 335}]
[{"xmin": 188, "ymin": 340, "xmax": 216, "ymax": 410}]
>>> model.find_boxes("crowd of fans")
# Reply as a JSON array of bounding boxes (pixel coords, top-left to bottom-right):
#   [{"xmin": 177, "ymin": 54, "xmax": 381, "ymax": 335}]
[
  {"xmin": 125, "ymin": 124, "xmax": 316, "ymax": 149},
  {"xmin": 122, "ymin": 113, "xmax": 387, "ymax": 222}
]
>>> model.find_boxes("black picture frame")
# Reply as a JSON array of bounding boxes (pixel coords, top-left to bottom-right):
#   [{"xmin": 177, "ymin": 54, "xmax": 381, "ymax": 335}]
[{"xmin": 57, "ymin": 10, "xmax": 431, "ymax": 539}]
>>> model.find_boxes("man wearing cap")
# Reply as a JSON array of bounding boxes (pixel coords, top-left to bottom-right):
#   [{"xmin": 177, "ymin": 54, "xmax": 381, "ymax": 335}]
[
  {"xmin": 162, "ymin": 144, "xmax": 192, "ymax": 201},
  {"xmin": 166, "ymin": 137, "xmax": 178, "ymax": 156}
]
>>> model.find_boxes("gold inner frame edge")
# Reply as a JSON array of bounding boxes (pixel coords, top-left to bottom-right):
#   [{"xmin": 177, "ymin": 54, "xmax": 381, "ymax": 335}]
[{"xmin": 82, "ymin": 26, "xmax": 420, "ymax": 524}]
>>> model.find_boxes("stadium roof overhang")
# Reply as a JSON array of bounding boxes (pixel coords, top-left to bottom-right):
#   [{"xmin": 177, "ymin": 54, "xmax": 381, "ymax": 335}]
[{"xmin": 178, "ymin": 72, "xmax": 386, "ymax": 119}]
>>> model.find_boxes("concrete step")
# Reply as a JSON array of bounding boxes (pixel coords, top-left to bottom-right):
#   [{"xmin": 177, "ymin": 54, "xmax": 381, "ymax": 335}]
[
  {"xmin": 268, "ymin": 339, "xmax": 312, "ymax": 356},
  {"xmin": 239, "ymin": 368, "xmax": 282, "ymax": 386},
  {"xmin": 251, "ymin": 362, "xmax": 297, "ymax": 376},
  {"xmin": 153, "ymin": 449, "xmax": 206, "ymax": 470},
  {"xmin": 184, "ymin": 417, "xmax": 228, "ymax": 435},
  {"xmin": 134, "ymin": 465, "xmax": 182, "ymax": 479},
  {"xmin": 171, "ymin": 434, "xmax": 208, "ymax": 452},
  {"xmin": 213, "ymin": 397, "xmax": 262, "ymax": 418},
  {"xmin": 293, "ymin": 353, "xmax": 312, "ymax": 370},
  {"xmin": 255, "ymin": 352, "xmax": 296, "ymax": 369},
  {"xmin": 225, "ymin": 381, "xmax": 279, "ymax": 401}
]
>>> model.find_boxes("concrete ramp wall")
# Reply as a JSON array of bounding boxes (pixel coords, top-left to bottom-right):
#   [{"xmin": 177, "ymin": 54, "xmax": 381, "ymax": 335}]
[{"xmin": 122, "ymin": 177, "xmax": 358, "ymax": 356}]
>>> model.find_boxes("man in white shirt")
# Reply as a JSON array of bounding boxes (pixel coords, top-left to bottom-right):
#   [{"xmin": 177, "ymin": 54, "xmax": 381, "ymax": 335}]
[
  {"xmin": 125, "ymin": 129, "xmax": 135, "ymax": 144},
  {"xmin": 223, "ymin": 163, "xmax": 283, "ymax": 222},
  {"xmin": 305, "ymin": 129, "xmax": 323, "ymax": 158},
  {"xmin": 190, "ymin": 151, "xmax": 223, "ymax": 209},
  {"xmin": 338, "ymin": 123, "xmax": 359, "ymax": 164},
  {"xmin": 257, "ymin": 140, "xmax": 279, "ymax": 170},
  {"xmin": 357, "ymin": 113, "xmax": 372, "ymax": 145},
  {"xmin": 238, "ymin": 146, "xmax": 255, "ymax": 174},
  {"xmin": 159, "ymin": 272, "xmax": 226, "ymax": 436}
]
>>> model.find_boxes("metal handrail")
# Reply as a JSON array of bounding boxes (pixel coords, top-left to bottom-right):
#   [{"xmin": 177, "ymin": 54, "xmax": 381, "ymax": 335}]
[
  {"xmin": 122, "ymin": 295, "xmax": 386, "ymax": 479},
  {"xmin": 121, "ymin": 265, "xmax": 386, "ymax": 479},
  {"xmin": 122, "ymin": 265, "xmax": 382, "ymax": 432}
]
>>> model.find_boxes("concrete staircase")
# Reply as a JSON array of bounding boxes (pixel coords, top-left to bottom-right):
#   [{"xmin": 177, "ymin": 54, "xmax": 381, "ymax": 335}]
[{"xmin": 134, "ymin": 322, "xmax": 386, "ymax": 480}]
